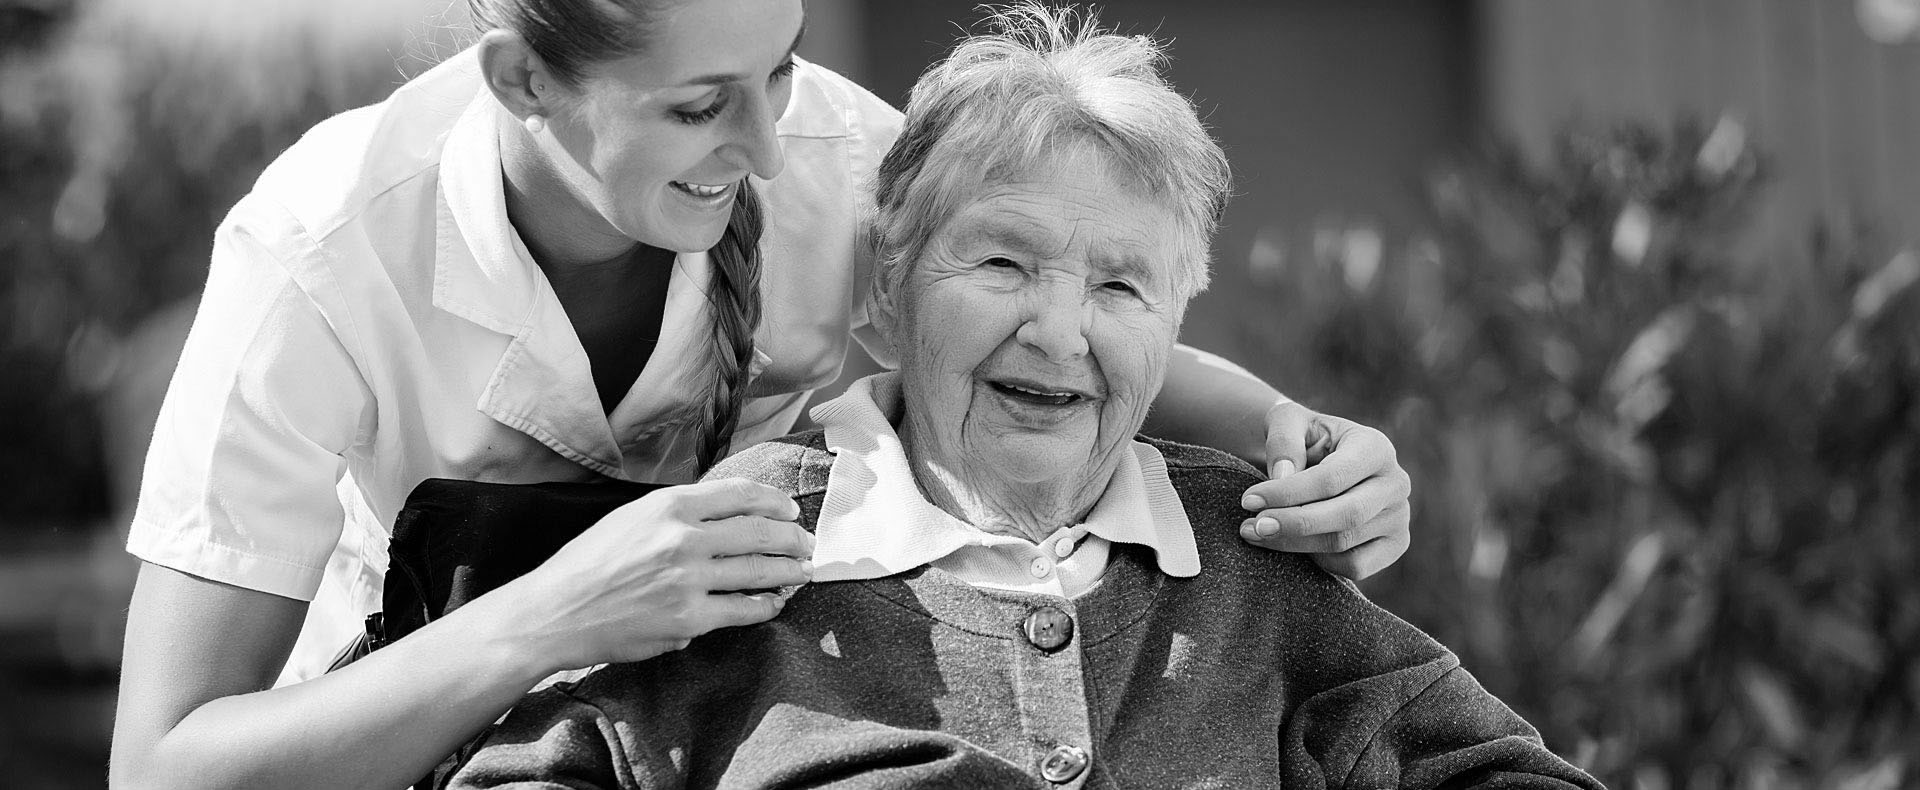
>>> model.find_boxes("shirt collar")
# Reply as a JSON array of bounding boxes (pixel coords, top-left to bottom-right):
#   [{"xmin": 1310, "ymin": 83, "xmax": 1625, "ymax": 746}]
[
  {"xmin": 808, "ymin": 373, "xmax": 1199, "ymax": 583},
  {"xmin": 434, "ymin": 78, "xmax": 539, "ymax": 335}
]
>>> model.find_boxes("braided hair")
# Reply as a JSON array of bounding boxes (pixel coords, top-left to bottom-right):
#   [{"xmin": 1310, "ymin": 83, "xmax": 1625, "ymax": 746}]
[{"xmin": 693, "ymin": 179, "xmax": 764, "ymax": 472}]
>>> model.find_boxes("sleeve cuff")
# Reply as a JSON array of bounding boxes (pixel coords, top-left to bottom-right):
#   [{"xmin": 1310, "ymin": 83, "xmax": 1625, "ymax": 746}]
[{"xmin": 126, "ymin": 517, "xmax": 326, "ymax": 602}]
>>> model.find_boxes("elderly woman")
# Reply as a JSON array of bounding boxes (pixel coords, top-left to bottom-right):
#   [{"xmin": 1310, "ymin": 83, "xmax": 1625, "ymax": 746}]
[{"xmin": 448, "ymin": 7, "xmax": 1599, "ymax": 789}]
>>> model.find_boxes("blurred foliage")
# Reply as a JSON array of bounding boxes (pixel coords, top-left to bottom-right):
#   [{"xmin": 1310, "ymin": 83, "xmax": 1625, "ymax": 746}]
[
  {"xmin": 1240, "ymin": 119, "xmax": 1920, "ymax": 786},
  {"xmin": 0, "ymin": 0, "xmax": 462, "ymax": 525}
]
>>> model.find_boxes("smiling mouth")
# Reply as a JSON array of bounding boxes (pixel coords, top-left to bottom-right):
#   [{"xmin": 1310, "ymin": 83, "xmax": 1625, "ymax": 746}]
[
  {"xmin": 988, "ymin": 380, "xmax": 1095, "ymax": 406},
  {"xmin": 671, "ymin": 180, "xmax": 733, "ymax": 199}
]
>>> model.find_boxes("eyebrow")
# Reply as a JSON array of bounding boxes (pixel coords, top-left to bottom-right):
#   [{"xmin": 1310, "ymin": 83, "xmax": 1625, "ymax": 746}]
[
  {"xmin": 965, "ymin": 218, "xmax": 1160, "ymax": 282},
  {"xmin": 680, "ymin": 22, "xmax": 807, "ymax": 87},
  {"xmin": 1093, "ymin": 251, "xmax": 1158, "ymax": 284}
]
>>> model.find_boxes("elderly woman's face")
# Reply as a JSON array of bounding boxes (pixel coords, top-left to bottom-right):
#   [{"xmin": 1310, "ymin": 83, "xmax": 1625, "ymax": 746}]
[{"xmin": 886, "ymin": 148, "xmax": 1188, "ymax": 484}]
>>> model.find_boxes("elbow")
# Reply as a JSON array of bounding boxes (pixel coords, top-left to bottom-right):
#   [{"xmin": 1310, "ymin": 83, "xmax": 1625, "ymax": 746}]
[
  {"xmin": 109, "ymin": 750, "xmax": 183, "ymax": 790},
  {"xmin": 109, "ymin": 742, "xmax": 232, "ymax": 790},
  {"xmin": 108, "ymin": 758, "xmax": 159, "ymax": 790}
]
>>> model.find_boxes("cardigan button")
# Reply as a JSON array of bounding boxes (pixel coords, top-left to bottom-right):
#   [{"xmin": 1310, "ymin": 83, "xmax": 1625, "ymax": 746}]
[
  {"xmin": 1021, "ymin": 606, "xmax": 1074, "ymax": 652},
  {"xmin": 1039, "ymin": 743, "xmax": 1089, "ymax": 783}
]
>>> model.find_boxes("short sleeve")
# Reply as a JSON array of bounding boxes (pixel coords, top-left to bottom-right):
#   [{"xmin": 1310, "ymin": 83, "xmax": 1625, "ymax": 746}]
[{"xmin": 127, "ymin": 198, "xmax": 374, "ymax": 601}]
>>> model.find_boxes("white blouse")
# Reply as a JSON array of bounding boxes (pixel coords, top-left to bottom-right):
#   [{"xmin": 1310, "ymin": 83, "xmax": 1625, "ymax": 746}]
[{"xmin": 126, "ymin": 47, "xmax": 903, "ymax": 683}]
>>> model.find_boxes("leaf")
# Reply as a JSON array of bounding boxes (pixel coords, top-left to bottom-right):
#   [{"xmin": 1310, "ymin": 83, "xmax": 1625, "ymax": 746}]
[
  {"xmin": 1851, "ymin": 250, "xmax": 1920, "ymax": 322},
  {"xmin": 1736, "ymin": 663, "xmax": 1806, "ymax": 752},
  {"xmin": 1569, "ymin": 532, "xmax": 1666, "ymax": 668},
  {"xmin": 1835, "ymin": 756, "xmax": 1907, "ymax": 790},
  {"xmin": 1803, "ymin": 610, "xmax": 1886, "ymax": 675}
]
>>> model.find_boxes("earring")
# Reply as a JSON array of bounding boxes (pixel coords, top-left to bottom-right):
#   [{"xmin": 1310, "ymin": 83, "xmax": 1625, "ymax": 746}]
[{"xmin": 524, "ymin": 114, "xmax": 547, "ymax": 135}]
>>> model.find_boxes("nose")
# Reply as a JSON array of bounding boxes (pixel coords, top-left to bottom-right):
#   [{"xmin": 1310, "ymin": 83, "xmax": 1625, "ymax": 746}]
[
  {"xmin": 720, "ymin": 89, "xmax": 786, "ymax": 180},
  {"xmin": 1015, "ymin": 283, "xmax": 1092, "ymax": 362}
]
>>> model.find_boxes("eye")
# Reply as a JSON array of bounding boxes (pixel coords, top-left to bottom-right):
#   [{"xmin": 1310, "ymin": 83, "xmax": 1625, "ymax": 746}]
[
  {"xmin": 1100, "ymin": 280, "xmax": 1140, "ymax": 296},
  {"xmin": 772, "ymin": 59, "xmax": 798, "ymax": 81},
  {"xmin": 672, "ymin": 98, "xmax": 727, "ymax": 125},
  {"xmin": 982, "ymin": 256, "xmax": 1020, "ymax": 269}
]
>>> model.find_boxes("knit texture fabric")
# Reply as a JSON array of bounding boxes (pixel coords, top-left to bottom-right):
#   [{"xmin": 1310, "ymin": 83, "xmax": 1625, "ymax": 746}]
[{"xmin": 448, "ymin": 432, "xmax": 1604, "ymax": 790}]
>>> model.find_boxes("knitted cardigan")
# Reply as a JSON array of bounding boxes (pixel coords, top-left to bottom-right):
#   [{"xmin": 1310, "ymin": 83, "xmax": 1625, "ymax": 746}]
[{"xmin": 448, "ymin": 433, "xmax": 1603, "ymax": 790}]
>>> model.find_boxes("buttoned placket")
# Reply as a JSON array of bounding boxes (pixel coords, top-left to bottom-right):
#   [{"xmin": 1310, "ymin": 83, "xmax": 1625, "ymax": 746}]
[{"xmin": 996, "ymin": 590, "xmax": 1096, "ymax": 789}]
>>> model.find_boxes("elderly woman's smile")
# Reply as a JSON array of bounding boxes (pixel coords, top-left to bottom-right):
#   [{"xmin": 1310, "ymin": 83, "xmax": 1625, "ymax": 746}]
[
  {"xmin": 984, "ymin": 376, "xmax": 1096, "ymax": 410},
  {"xmin": 878, "ymin": 147, "xmax": 1187, "ymax": 539}
]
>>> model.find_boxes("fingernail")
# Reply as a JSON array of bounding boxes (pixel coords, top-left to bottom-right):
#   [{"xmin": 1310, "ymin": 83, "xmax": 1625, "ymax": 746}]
[
  {"xmin": 1277, "ymin": 459, "xmax": 1297, "ymax": 479},
  {"xmin": 1241, "ymin": 494, "xmax": 1266, "ymax": 511},
  {"xmin": 800, "ymin": 560, "xmax": 815, "ymax": 576},
  {"xmin": 1255, "ymin": 517, "xmax": 1280, "ymax": 537}
]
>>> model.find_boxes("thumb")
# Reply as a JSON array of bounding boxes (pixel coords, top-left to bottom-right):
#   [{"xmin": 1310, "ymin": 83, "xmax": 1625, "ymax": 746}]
[{"xmin": 1263, "ymin": 400, "xmax": 1310, "ymax": 480}]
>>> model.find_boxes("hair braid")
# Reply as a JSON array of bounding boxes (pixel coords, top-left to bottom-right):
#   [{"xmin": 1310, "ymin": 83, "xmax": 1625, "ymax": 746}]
[{"xmin": 694, "ymin": 179, "xmax": 764, "ymax": 473}]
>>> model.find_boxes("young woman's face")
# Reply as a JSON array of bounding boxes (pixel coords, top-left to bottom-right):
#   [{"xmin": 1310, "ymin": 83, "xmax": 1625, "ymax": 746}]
[{"xmin": 545, "ymin": 0, "xmax": 804, "ymax": 253}]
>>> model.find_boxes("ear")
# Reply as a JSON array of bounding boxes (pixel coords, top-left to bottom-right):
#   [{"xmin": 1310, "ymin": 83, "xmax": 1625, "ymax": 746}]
[
  {"xmin": 858, "ymin": 221, "xmax": 905, "ymax": 349},
  {"xmin": 477, "ymin": 29, "xmax": 557, "ymax": 123},
  {"xmin": 867, "ymin": 269, "xmax": 904, "ymax": 350}
]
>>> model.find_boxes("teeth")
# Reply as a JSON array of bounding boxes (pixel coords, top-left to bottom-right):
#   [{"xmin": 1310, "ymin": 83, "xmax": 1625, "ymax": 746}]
[
  {"xmin": 997, "ymin": 382, "xmax": 1079, "ymax": 402},
  {"xmin": 674, "ymin": 181, "xmax": 729, "ymax": 198},
  {"xmin": 1011, "ymin": 384, "xmax": 1070, "ymax": 397}
]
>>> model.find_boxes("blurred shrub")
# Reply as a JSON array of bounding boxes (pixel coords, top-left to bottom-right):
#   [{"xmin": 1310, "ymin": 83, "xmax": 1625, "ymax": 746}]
[
  {"xmin": 0, "ymin": 0, "xmax": 462, "ymax": 526},
  {"xmin": 1238, "ymin": 119, "xmax": 1919, "ymax": 786}
]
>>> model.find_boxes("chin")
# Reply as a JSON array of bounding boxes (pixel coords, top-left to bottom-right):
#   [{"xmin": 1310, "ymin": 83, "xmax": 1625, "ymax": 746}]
[
  {"xmin": 625, "ymin": 210, "xmax": 731, "ymax": 255},
  {"xmin": 637, "ymin": 227, "xmax": 728, "ymax": 255},
  {"xmin": 985, "ymin": 440, "xmax": 1096, "ymax": 484}
]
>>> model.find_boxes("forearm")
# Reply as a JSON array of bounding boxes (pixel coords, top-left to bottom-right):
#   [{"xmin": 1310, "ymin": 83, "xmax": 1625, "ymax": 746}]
[
  {"xmin": 117, "ymin": 585, "xmax": 556, "ymax": 790},
  {"xmin": 1144, "ymin": 342, "xmax": 1286, "ymax": 464}
]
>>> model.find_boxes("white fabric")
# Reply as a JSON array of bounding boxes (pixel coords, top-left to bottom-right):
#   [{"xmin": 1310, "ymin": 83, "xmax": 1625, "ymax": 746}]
[
  {"xmin": 127, "ymin": 46, "xmax": 903, "ymax": 684},
  {"xmin": 807, "ymin": 374, "xmax": 1200, "ymax": 600}
]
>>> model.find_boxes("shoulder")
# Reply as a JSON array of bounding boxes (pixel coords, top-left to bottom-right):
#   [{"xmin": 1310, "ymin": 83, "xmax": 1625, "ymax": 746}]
[
  {"xmin": 780, "ymin": 58, "xmax": 902, "ymax": 143},
  {"xmin": 248, "ymin": 48, "xmax": 480, "ymax": 239},
  {"xmin": 704, "ymin": 431, "xmax": 835, "ymax": 499},
  {"xmin": 780, "ymin": 59, "xmax": 901, "ymax": 189},
  {"xmin": 1142, "ymin": 437, "xmax": 1461, "ymax": 686},
  {"xmin": 1139, "ymin": 435, "xmax": 1265, "ymax": 496}
]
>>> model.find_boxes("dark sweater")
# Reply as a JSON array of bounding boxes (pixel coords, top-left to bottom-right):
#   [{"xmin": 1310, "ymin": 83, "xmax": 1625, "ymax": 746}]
[{"xmin": 449, "ymin": 433, "xmax": 1602, "ymax": 790}]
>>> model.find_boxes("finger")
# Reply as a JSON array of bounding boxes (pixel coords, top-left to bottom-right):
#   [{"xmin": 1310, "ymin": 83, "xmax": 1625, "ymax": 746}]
[
  {"xmin": 1254, "ymin": 428, "xmax": 1402, "ymax": 509},
  {"xmin": 1262, "ymin": 401, "xmax": 1312, "ymax": 481},
  {"xmin": 695, "ymin": 591, "xmax": 787, "ymax": 631},
  {"xmin": 1242, "ymin": 473, "xmax": 1398, "ymax": 540},
  {"xmin": 705, "ymin": 553, "xmax": 813, "ymax": 592},
  {"xmin": 1241, "ymin": 496, "xmax": 1407, "ymax": 553},
  {"xmin": 1310, "ymin": 531, "xmax": 1409, "ymax": 581},
  {"xmin": 670, "ymin": 478, "xmax": 802, "ymax": 521},
  {"xmin": 700, "ymin": 515, "xmax": 815, "ymax": 558}
]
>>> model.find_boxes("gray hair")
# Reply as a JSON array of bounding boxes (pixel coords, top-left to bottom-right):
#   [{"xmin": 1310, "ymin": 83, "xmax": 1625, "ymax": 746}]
[{"xmin": 871, "ymin": 2, "xmax": 1232, "ymax": 303}]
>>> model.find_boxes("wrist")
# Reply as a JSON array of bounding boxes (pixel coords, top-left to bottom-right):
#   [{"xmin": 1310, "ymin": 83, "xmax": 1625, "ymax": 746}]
[{"xmin": 438, "ymin": 578, "xmax": 568, "ymax": 684}]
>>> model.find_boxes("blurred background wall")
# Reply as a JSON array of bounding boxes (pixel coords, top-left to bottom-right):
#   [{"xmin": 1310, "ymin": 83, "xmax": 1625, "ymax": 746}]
[{"xmin": 1, "ymin": 1, "xmax": 1915, "ymax": 787}]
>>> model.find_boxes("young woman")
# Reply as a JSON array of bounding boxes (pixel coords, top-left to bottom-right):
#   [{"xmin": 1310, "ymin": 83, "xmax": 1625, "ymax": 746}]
[{"xmin": 110, "ymin": 1, "xmax": 1412, "ymax": 787}]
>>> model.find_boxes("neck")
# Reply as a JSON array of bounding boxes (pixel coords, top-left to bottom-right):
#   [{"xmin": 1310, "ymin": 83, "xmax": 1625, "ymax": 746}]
[
  {"xmin": 495, "ymin": 108, "xmax": 639, "ymax": 273},
  {"xmin": 896, "ymin": 419, "xmax": 1123, "ymax": 545}
]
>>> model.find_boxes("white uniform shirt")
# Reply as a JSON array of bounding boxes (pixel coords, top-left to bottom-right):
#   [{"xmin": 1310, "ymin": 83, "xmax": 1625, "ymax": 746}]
[{"xmin": 127, "ymin": 48, "xmax": 903, "ymax": 683}]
